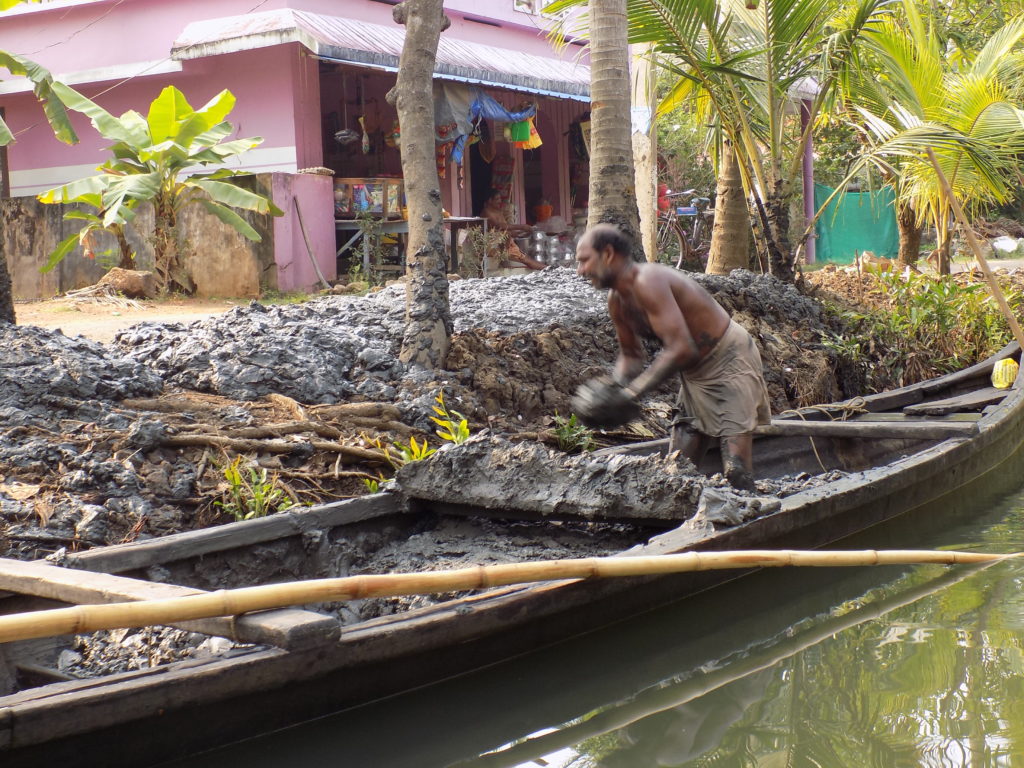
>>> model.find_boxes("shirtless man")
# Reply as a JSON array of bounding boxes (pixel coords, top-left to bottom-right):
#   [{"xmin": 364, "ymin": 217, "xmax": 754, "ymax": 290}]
[
  {"xmin": 575, "ymin": 224, "xmax": 771, "ymax": 490},
  {"xmin": 479, "ymin": 189, "xmax": 546, "ymax": 270}
]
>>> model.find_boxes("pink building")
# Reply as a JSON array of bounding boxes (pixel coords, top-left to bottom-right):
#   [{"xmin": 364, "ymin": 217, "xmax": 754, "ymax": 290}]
[{"xmin": 0, "ymin": 0, "xmax": 591, "ymax": 295}]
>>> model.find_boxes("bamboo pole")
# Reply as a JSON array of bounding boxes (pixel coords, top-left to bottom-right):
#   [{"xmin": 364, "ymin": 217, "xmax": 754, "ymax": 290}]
[
  {"xmin": 926, "ymin": 147, "xmax": 1024, "ymax": 353},
  {"xmin": 0, "ymin": 549, "xmax": 1018, "ymax": 645}
]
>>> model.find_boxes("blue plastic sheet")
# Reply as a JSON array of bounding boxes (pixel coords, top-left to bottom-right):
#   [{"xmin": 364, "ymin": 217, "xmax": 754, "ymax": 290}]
[{"xmin": 448, "ymin": 87, "xmax": 537, "ymax": 164}]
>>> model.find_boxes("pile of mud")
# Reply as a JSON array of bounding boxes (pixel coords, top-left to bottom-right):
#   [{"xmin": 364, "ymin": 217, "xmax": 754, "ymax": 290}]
[
  {"xmin": 112, "ymin": 267, "xmax": 835, "ymax": 426},
  {"xmin": 0, "ymin": 267, "xmax": 853, "ymax": 557}
]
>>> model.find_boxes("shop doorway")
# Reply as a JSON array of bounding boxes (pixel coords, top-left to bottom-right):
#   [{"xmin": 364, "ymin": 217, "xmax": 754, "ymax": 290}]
[{"xmin": 469, "ymin": 139, "xmax": 494, "ymax": 217}]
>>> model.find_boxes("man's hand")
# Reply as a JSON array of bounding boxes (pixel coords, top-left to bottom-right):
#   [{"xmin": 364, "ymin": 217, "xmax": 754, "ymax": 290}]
[{"xmin": 571, "ymin": 375, "xmax": 641, "ymax": 429}]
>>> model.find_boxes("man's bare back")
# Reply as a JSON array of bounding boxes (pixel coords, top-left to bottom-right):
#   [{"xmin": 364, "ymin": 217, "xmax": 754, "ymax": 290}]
[{"xmin": 609, "ymin": 263, "xmax": 731, "ymax": 362}]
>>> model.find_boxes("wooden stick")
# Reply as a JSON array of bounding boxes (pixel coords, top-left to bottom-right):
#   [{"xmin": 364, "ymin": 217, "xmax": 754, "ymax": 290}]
[
  {"xmin": 926, "ymin": 147, "xmax": 1024, "ymax": 352},
  {"xmin": 0, "ymin": 549, "xmax": 1017, "ymax": 644}
]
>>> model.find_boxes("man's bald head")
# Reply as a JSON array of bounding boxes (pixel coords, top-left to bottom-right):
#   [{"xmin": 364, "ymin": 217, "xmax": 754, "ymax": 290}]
[{"xmin": 583, "ymin": 224, "xmax": 633, "ymax": 258}]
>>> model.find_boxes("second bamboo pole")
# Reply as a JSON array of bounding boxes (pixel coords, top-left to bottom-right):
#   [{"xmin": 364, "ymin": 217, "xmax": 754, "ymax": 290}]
[{"xmin": 0, "ymin": 548, "xmax": 1017, "ymax": 645}]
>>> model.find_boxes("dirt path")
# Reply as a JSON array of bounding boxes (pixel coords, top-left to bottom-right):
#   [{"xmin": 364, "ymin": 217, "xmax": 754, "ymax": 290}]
[{"xmin": 13, "ymin": 297, "xmax": 240, "ymax": 343}]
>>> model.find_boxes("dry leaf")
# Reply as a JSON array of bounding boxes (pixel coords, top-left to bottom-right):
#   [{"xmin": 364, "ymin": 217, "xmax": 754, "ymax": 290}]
[
  {"xmin": 0, "ymin": 482, "xmax": 41, "ymax": 501},
  {"xmin": 35, "ymin": 498, "xmax": 55, "ymax": 527}
]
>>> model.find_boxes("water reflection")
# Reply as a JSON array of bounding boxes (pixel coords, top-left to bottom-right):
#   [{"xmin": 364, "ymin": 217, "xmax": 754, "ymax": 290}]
[{"xmin": 167, "ymin": 490, "xmax": 1024, "ymax": 768}]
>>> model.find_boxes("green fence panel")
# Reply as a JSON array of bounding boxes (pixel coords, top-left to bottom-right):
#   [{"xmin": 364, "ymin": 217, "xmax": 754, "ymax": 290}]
[{"xmin": 813, "ymin": 183, "xmax": 898, "ymax": 264}]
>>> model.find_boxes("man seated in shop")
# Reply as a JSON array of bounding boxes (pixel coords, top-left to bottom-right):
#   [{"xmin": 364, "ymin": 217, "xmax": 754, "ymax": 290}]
[
  {"xmin": 574, "ymin": 224, "xmax": 771, "ymax": 490},
  {"xmin": 478, "ymin": 188, "xmax": 546, "ymax": 270}
]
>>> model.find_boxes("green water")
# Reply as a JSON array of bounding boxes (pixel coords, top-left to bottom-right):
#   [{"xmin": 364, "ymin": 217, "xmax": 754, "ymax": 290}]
[{"xmin": 169, "ymin": 485, "xmax": 1024, "ymax": 768}]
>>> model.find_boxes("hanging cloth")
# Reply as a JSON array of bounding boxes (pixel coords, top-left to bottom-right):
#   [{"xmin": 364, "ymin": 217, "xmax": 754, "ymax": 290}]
[
  {"xmin": 523, "ymin": 118, "xmax": 543, "ymax": 149},
  {"xmin": 509, "ymin": 120, "xmax": 531, "ymax": 143},
  {"xmin": 450, "ymin": 89, "xmax": 538, "ymax": 165}
]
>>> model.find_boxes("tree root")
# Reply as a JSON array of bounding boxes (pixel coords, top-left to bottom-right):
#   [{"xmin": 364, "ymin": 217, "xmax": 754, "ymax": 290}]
[{"xmin": 162, "ymin": 433, "xmax": 388, "ymax": 464}]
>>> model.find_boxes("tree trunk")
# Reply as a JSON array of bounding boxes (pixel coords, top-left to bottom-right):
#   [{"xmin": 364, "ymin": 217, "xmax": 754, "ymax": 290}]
[
  {"xmin": 586, "ymin": 0, "xmax": 643, "ymax": 262},
  {"xmin": 764, "ymin": 181, "xmax": 795, "ymax": 282},
  {"xmin": 114, "ymin": 224, "xmax": 134, "ymax": 270},
  {"xmin": 705, "ymin": 141, "xmax": 750, "ymax": 275},
  {"xmin": 934, "ymin": 207, "xmax": 952, "ymax": 275},
  {"xmin": 896, "ymin": 198, "xmax": 921, "ymax": 267},
  {"xmin": 388, "ymin": 0, "xmax": 452, "ymax": 369},
  {"xmin": 630, "ymin": 44, "xmax": 658, "ymax": 262},
  {"xmin": 0, "ymin": 252, "xmax": 14, "ymax": 324}
]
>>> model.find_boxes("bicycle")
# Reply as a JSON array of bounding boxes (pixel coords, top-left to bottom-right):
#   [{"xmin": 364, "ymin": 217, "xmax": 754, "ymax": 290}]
[{"xmin": 656, "ymin": 189, "xmax": 714, "ymax": 270}]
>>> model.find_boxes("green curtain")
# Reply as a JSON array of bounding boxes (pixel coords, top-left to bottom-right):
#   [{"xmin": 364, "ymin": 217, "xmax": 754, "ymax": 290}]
[{"xmin": 813, "ymin": 183, "xmax": 898, "ymax": 264}]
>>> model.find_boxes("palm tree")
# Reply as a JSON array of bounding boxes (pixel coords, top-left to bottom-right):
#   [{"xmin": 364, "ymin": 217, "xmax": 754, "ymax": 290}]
[
  {"xmin": 551, "ymin": 0, "xmax": 892, "ymax": 281},
  {"xmin": 704, "ymin": 140, "xmax": 750, "ymax": 274},
  {"xmin": 834, "ymin": 1, "xmax": 1024, "ymax": 274},
  {"xmin": 585, "ymin": 0, "xmax": 644, "ymax": 259}
]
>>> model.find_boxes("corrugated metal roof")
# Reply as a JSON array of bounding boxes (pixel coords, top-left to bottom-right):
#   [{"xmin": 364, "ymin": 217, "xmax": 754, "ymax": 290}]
[{"xmin": 172, "ymin": 9, "xmax": 590, "ymax": 101}]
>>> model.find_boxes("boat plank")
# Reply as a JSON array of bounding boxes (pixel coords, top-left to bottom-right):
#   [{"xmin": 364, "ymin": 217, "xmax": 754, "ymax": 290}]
[
  {"xmin": 0, "ymin": 559, "xmax": 337, "ymax": 650},
  {"xmin": 64, "ymin": 493, "xmax": 398, "ymax": 574},
  {"xmin": 420, "ymin": 500, "xmax": 684, "ymax": 527},
  {"xmin": 903, "ymin": 387, "xmax": 1008, "ymax": 416},
  {"xmin": 0, "ymin": 648, "xmax": 13, "ymax": 697},
  {"xmin": 755, "ymin": 419, "xmax": 975, "ymax": 439}
]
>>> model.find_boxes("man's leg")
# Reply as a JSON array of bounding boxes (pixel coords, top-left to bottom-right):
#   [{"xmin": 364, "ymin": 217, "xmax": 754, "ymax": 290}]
[
  {"xmin": 669, "ymin": 423, "xmax": 710, "ymax": 466},
  {"xmin": 720, "ymin": 433, "xmax": 756, "ymax": 491}
]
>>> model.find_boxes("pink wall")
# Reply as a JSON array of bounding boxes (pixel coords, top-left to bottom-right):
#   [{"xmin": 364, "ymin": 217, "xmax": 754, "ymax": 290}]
[
  {"xmin": 0, "ymin": 0, "xmax": 572, "ymax": 76},
  {"xmin": 0, "ymin": 0, "xmax": 289, "ymax": 74},
  {"xmin": 3, "ymin": 45, "xmax": 302, "ymax": 195},
  {"xmin": 271, "ymin": 171, "xmax": 335, "ymax": 291}
]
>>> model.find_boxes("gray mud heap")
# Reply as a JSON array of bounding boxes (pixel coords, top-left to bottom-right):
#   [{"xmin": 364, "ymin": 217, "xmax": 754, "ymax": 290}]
[
  {"xmin": 394, "ymin": 434, "xmax": 781, "ymax": 526},
  {"xmin": 1, "ymin": 267, "xmax": 842, "ymax": 560}
]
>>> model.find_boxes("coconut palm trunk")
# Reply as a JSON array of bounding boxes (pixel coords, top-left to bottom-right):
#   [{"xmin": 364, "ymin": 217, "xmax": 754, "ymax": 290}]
[
  {"xmin": 896, "ymin": 198, "xmax": 921, "ymax": 267},
  {"xmin": 388, "ymin": 0, "xmax": 452, "ymax": 368},
  {"xmin": 705, "ymin": 141, "xmax": 750, "ymax": 274},
  {"xmin": 586, "ymin": 0, "xmax": 643, "ymax": 260}
]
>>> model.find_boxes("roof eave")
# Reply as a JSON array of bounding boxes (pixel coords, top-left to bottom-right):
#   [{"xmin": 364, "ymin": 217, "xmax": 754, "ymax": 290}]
[{"xmin": 172, "ymin": 31, "xmax": 590, "ymax": 102}]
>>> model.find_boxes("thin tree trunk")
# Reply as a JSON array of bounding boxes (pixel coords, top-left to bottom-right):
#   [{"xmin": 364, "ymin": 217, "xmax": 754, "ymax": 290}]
[
  {"xmin": 896, "ymin": 198, "xmax": 921, "ymax": 267},
  {"xmin": 630, "ymin": 44, "xmax": 657, "ymax": 262},
  {"xmin": 114, "ymin": 224, "xmax": 134, "ymax": 270},
  {"xmin": 586, "ymin": 0, "xmax": 643, "ymax": 261},
  {"xmin": 937, "ymin": 207, "xmax": 952, "ymax": 275},
  {"xmin": 0, "ymin": 252, "xmax": 14, "ymax": 324},
  {"xmin": 388, "ymin": 0, "xmax": 452, "ymax": 368},
  {"xmin": 705, "ymin": 141, "xmax": 750, "ymax": 275}
]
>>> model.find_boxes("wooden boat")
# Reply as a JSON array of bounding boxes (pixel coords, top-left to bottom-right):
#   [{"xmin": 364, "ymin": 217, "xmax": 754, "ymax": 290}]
[{"xmin": 2, "ymin": 342, "xmax": 1023, "ymax": 766}]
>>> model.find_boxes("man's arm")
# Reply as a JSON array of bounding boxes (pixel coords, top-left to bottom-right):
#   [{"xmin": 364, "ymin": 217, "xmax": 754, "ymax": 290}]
[
  {"xmin": 483, "ymin": 207, "xmax": 531, "ymax": 237},
  {"xmin": 511, "ymin": 251, "xmax": 547, "ymax": 270},
  {"xmin": 620, "ymin": 277, "xmax": 700, "ymax": 399},
  {"xmin": 609, "ymin": 293, "xmax": 646, "ymax": 384}
]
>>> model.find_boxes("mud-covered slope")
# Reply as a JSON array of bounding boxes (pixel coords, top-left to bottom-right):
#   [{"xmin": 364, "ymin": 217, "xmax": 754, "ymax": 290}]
[{"xmin": 0, "ymin": 268, "xmax": 847, "ymax": 556}]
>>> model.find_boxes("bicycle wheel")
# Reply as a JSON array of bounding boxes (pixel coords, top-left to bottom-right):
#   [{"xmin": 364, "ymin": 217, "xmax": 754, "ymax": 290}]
[
  {"xmin": 691, "ymin": 211, "xmax": 713, "ymax": 267},
  {"xmin": 656, "ymin": 218, "xmax": 686, "ymax": 266},
  {"xmin": 672, "ymin": 221, "xmax": 700, "ymax": 270}
]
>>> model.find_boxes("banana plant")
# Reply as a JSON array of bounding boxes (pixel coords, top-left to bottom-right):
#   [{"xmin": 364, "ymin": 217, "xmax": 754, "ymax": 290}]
[
  {"xmin": 38, "ymin": 84, "xmax": 283, "ymax": 293},
  {"xmin": 0, "ymin": 51, "xmax": 76, "ymax": 147}
]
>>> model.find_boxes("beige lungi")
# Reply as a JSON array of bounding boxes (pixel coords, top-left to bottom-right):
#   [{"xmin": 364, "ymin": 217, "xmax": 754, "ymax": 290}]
[{"xmin": 672, "ymin": 320, "xmax": 772, "ymax": 437}]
